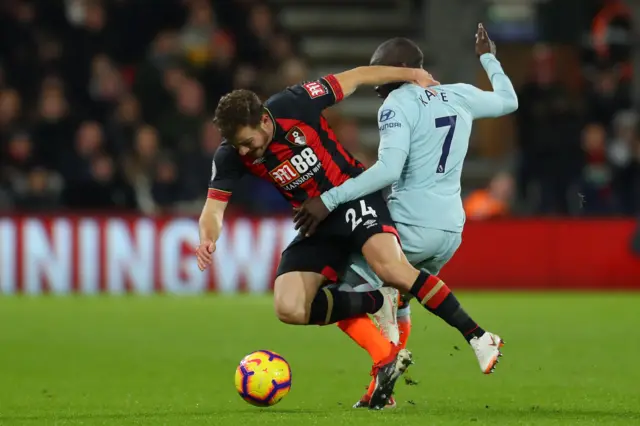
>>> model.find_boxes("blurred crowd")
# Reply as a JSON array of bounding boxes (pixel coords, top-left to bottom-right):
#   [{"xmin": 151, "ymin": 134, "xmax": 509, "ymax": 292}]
[
  {"xmin": 466, "ymin": 0, "xmax": 639, "ymax": 219},
  {"xmin": 465, "ymin": 44, "xmax": 639, "ymax": 219},
  {"xmin": 0, "ymin": 0, "xmax": 638, "ymax": 218},
  {"xmin": 0, "ymin": 0, "xmax": 309, "ymax": 215}
]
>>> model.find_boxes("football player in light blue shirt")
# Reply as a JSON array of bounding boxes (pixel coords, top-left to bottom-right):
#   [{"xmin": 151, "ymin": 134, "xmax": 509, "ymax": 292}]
[{"xmin": 294, "ymin": 24, "xmax": 517, "ymax": 407}]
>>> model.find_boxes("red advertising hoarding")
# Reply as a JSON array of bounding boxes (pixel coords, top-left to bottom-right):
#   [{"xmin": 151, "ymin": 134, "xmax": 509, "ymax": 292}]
[{"xmin": 0, "ymin": 215, "xmax": 638, "ymax": 294}]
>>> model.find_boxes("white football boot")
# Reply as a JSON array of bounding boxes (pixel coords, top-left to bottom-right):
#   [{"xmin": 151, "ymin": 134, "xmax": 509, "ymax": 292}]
[
  {"xmin": 373, "ymin": 286, "xmax": 400, "ymax": 344},
  {"xmin": 469, "ymin": 331, "xmax": 504, "ymax": 374}
]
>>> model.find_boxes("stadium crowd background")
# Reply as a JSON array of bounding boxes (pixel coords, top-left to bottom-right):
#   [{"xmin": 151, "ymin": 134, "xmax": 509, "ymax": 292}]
[{"xmin": 0, "ymin": 0, "xmax": 638, "ymax": 219}]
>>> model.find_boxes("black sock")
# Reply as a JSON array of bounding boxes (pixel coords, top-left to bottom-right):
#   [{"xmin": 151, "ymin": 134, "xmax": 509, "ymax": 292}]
[
  {"xmin": 409, "ymin": 270, "xmax": 485, "ymax": 342},
  {"xmin": 308, "ymin": 287, "xmax": 384, "ymax": 325}
]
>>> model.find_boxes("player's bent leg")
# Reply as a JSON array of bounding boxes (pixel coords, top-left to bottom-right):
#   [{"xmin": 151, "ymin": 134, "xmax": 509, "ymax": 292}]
[
  {"xmin": 337, "ymin": 315, "xmax": 393, "ymax": 364},
  {"xmin": 362, "ymin": 232, "xmax": 504, "ymax": 375},
  {"xmin": 361, "ymin": 233, "xmax": 420, "ymax": 292},
  {"xmin": 409, "ymin": 229, "xmax": 505, "ymax": 374},
  {"xmin": 331, "ymin": 271, "xmax": 395, "ymax": 365},
  {"xmin": 273, "ymin": 271, "xmax": 325, "ymax": 325},
  {"xmin": 340, "ymin": 257, "xmax": 401, "ymax": 348},
  {"xmin": 273, "ymin": 271, "xmax": 386, "ymax": 326},
  {"xmin": 331, "ymin": 268, "xmax": 401, "ymax": 409}
]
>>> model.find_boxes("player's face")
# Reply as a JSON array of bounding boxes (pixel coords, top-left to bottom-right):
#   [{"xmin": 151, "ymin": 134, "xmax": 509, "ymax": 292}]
[{"xmin": 234, "ymin": 115, "xmax": 273, "ymax": 158}]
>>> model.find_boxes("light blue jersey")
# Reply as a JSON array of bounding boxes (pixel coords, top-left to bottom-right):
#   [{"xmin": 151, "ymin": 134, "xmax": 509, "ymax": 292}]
[{"xmin": 321, "ymin": 53, "xmax": 518, "ymax": 233}]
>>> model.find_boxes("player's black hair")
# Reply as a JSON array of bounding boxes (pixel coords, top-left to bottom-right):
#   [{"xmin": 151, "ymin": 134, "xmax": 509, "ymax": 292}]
[
  {"xmin": 370, "ymin": 37, "xmax": 424, "ymax": 99},
  {"xmin": 213, "ymin": 89, "xmax": 264, "ymax": 142}
]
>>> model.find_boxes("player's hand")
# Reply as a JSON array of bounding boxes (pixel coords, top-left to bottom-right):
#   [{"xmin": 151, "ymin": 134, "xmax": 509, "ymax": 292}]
[
  {"xmin": 195, "ymin": 240, "xmax": 216, "ymax": 271},
  {"xmin": 413, "ymin": 68, "xmax": 440, "ymax": 88},
  {"xmin": 475, "ymin": 23, "xmax": 496, "ymax": 57},
  {"xmin": 293, "ymin": 197, "xmax": 330, "ymax": 237}
]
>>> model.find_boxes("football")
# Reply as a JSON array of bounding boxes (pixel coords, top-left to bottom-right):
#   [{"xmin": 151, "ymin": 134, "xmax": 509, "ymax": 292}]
[{"xmin": 234, "ymin": 350, "xmax": 292, "ymax": 407}]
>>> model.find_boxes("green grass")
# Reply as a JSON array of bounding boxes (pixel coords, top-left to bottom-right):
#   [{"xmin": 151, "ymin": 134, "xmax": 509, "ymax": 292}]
[{"xmin": 1, "ymin": 294, "xmax": 639, "ymax": 426}]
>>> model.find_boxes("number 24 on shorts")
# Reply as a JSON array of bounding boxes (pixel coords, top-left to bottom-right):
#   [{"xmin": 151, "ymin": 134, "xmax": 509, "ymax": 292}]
[{"xmin": 345, "ymin": 200, "xmax": 377, "ymax": 231}]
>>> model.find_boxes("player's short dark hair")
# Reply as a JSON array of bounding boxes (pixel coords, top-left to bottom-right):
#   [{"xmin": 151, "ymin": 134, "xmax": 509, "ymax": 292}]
[
  {"xmin": 370, "ymin": 37, "xmax": 424, "ymax": 69},
  {"xmin": 370, "ymin": 38, "xmax": 424, "ymax": 98},
  {"xmin": 213, "ymin": 89, "xmax": 264, "ymax": 141}
]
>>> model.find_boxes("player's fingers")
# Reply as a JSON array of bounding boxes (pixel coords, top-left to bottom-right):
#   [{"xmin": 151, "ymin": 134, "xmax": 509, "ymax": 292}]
[
  {"xmin": 197, "ymin": 257, "xmax": 206, "ymax": 271},
  {"xmin": 478, "ymin": 25, "xmax": 486, "ymax": 40},
  {"xmin": 196, "ymin": 254, "xmax": 206, "ymax": 268},
  {"xmin": 293, "ymin": 213, "xmax": 306, "ymax": 230},
  {"xmin": 293, "ymin": 208, "xmax": 305, "ymax": 223},
  {"xmin": 307, "ymin": 220, "xmax": 319, "ymax": 236},
  {"xmin": 196, "ymin": 248, "xmax": 212, "ymax": 263},
  {"xmin": 300, "ymin": 216, "xmax": 314, "ymax": 236}
]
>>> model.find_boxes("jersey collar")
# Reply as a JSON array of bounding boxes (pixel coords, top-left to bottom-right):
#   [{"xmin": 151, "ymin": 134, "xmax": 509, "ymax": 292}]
[{"xmin": 264, "ymin": 107, "xmax": 277, "ymax": 140}]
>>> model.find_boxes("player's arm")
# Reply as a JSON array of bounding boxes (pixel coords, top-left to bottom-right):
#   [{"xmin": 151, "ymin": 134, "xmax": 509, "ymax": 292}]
[
  {"xmin": 333, "ymin": 66, "xmax": 437, "ymax": 99},
  {"xmin": 196, "ymin": 143, "xmax": 245, "ymax": 271},
  {"xmin": 320, "ymin": 101, "xmax": 413, "ymax": 212},
  {"xmin": 461, "ymin": 23, "xmax": 518, "ymax": 119},
  {"xmin": 467, "ymin": 53, "xmax": 519, "ymax": 118},
  {"xmin": 282, "ymin": 68, "xmax": 437, "ymax": 116}
]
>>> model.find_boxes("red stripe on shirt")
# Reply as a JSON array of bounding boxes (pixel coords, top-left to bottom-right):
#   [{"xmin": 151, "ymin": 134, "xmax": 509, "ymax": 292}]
[
  {"xmin": 322, "ymin": 75, "xmax": 344, "ymax": 102},
  {"xmin": 294, "ymin": 121, "xmax": 345, "ymax": 188},
  {"xmin": 320, "ymin": 116, "xmax": 359, "ymax": 167}
]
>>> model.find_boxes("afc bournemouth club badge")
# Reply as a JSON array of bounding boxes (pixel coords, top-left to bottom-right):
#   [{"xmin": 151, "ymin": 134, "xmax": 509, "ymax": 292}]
[{"xmin": 285, "ymin": 127, "xmax": 307, "ymax": 146}]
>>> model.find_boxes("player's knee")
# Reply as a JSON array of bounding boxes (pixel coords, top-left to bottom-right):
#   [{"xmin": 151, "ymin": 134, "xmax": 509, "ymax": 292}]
[{"xmin": 274, "ymin": 297, "xmax": 309, "ymax": 325}]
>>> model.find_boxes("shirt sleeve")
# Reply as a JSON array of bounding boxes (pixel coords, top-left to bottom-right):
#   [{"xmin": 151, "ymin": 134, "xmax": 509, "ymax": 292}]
[
  {"xmin": 207, "ymin": 143, "xmax": 246, "ymax": 202},
  {"xmin": 270, "ymin": 75, "xmax": 345, "ymax": 118},
  {"xmin": 320, "ymin": 99, "xmax": 412, "ymax": 212},
  {"xmin": 454, "ymin": 53, "xmax": 518, "ymax": 119}
]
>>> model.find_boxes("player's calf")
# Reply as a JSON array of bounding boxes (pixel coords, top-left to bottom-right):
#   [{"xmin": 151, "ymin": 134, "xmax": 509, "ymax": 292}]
[
  {"xmin": 274, "ymin": 287, "xmax": 385, "ymax": 326},
  {"xmin": 408, "ymin": 270, "xmax": 485, "ymax": 341},
  {"xmin": 274, "ymin": 271, "xmax": 385, "ymax": 325},
  {"xmin": 308, "ymin": 286, "xmax": 385, "ymax": 325},
  {"xmin": 407, "ymin": 270, "xmax": 505, "ymax": 373}
]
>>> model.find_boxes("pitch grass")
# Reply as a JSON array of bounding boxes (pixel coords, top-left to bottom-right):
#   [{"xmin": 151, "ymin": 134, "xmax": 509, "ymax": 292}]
[{"xmin": 1, "ymin": 294, "xmax": 639, "ymax": 426}]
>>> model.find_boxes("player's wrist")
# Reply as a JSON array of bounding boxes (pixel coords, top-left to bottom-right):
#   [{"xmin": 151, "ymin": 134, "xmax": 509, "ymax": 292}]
[
  {"xmin": 408, "ymin": 68, "xmax": 421, "ymax": 82},
  {"xmin": 320, "ymin": 192, "xmax": 337, "ymax": 212}
]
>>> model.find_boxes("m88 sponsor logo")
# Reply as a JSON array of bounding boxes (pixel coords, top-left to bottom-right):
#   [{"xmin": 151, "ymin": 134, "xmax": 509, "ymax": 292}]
[{"xmin": 270, "ymin": 147, "xmax": 321, "ymax": 189}]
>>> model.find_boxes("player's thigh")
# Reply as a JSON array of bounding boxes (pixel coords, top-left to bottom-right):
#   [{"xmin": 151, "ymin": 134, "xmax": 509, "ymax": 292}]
[
  {"xmin": 274, "ymin": 233, "xmax": 349, "ymax": 323},
  {"xmin": 343, "ymin": 192, "xmax": 418, "ymax": 289},
  {"xmin": 361, "ymin": 233, "xmax": 418, "ymax": 290}
]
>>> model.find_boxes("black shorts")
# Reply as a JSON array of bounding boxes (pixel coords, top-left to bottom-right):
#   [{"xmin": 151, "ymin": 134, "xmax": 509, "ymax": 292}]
[{"xmin": 276, "ymin": 191, "xmax": 399, "ymax": 282}]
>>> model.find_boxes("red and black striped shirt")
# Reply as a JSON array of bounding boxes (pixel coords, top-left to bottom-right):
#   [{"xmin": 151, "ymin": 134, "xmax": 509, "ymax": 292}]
[{"xmin": 208, "ymin": 75, "xmax": 364, "ymax": 207}]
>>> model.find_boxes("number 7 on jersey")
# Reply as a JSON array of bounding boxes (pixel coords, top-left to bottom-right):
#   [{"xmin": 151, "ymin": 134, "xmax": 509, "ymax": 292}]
[{"xmin": 435, "ymin": 115, "xmax": 457, "ymax": 173}]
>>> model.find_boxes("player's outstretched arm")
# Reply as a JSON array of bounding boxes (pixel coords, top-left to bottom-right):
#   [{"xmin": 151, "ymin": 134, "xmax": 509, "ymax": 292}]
[
  {"xmin": 461, "ymin": 23, "xmax": 518, "ymax": 119},
  {"xmin": 321, "ymin": 101, "xmax": 412, "ymax": 212},
  {"xmin": 196, "ymin": 198, "xmax": 227, "ymax": 271},
  {"xmin": 334, "ymin": 66, "xmax": 438, "ymax": 99}
]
